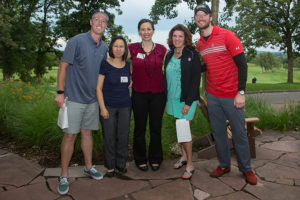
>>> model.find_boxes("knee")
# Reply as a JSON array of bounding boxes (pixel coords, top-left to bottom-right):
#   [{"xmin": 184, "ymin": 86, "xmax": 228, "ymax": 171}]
[
  {"xmin": 63, "ymin": 133, "xmax": 77, "ymax": 143},
  {"xmin": 81, "ymin": 130, "xmax": 92, "ymax": 138}
]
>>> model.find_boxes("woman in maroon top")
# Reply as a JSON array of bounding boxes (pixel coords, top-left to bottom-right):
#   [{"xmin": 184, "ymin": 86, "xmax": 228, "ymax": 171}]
[{"xmin": 128, "ymin": 19, "xmax": 167, "ymax": 171}]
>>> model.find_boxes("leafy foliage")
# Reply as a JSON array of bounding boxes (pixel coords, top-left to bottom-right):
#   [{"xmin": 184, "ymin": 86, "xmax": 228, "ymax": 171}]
[
  {"xmin": 0, "ymin": 0, "xmax": 128, "ymax": 83},
  {"xmin": 230, "ymin": 0, "xmax": 300, "ymax": 83},
  {"xmin": 253, "ymin": 52, "xmax": 282, "ymax": 72}
]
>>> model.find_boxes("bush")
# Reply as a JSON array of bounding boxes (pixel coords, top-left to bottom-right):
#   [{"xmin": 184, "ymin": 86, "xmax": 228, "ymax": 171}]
[
  {"xmin": 245, "ymin": 97, "xmax": 300, "ymax": 130},
  {"xmin": 1, "ymin": 80, "xmax": 299, "ymax": 162}
]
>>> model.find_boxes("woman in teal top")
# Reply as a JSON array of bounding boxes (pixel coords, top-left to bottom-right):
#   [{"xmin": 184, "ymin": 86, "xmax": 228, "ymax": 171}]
[
  {"xmin": 166, "ymin": 57, "xmax": 197, "ymax": 120},
  {"xmin": 164, "ymin": 24, "xmax": 204, "ymax": 180}
]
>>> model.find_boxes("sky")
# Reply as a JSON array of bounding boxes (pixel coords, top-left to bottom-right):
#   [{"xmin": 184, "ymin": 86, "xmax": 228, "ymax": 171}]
[
  {"xmin": 108, "ymin": 0, "xmax": 279, "ymax": 52},
  {"xmin": 109, "ymin": 0, "xmax": 198, "ymax": 46},
  {"xmin": 57, "ymin": 0, "xmax": 278, "ymax": 52}
]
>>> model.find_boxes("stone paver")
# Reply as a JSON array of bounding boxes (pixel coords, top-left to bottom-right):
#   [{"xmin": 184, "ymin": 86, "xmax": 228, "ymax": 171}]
[
  {"xmin": 132, "ymin": 179, "xmax": 193, "ymax": 200},
  {"xmin": 245, "ymin": 180, "xmax": 300, "ymax": 200},
  {"xmin": 124, "ymin": 160, "xmax": 184, "ymax": 180},
  {"xmin": 256, "ymin": 162, "xmax": 300, "ymax": 179},
  {"xmin": 219, "ymin": 176, "xmax": 247, "ymax": 190},
  {"xmin": 251, "ymin": 159, "xmax": 268, "ymax": 169},
  {"xmin": 0, "ymin": 153, "xmax": 43, "ymax": 187},
  {"xmin": 149, "ymin": 179, "xmax": 172, "ymax": 187},
  {"xmin": 279, "ymin": 136, "xmax": 297, "ymax": 141},
  {"xmin": 0, "ymin": 149, "xmax": 8, "ymax": 155},
  {"xmin": 1, "ymin": 130, "xmax": 300, "ymax": 199},
  {"xmin": 273, "ymin": 152, "xmax": 300, "ymax": 169},
  {"xmin": 275, "ymin": 178, "xmax": 294, "ymax": 185},
  {"xmin": 194, "ymin": 189, "xmax": 210, "ymax": 200},
  {"xmin": 255, "ymin": 130, "xmax": 283, "ymax": 142},
  {"xmin": 0, "ymin": 182, "xmax": 59, "ymax": 200},
  {"xmin": 191, "ymin": 170, "xmax": 234, "ymax": 197},
  {"xmin": 70, "ymin": 177, "xmax": 148, "ymax": 200},
  {"xmin": 44, "ymin": 165, "xmax": 106, "ymax": 177},
  {"xmin": 254, "ymin": 146, "xmax": 284, "ymax": 160},
  {"xmin": 209, "ymin": 191, "xmax": 258, "ymax": 200},
  {"xmin": 261, "ymin": 140, "xmax": 300, "ymax": 152},
  {"xmin": 57, "ymin": 196, "xmax": 73, "ymax": 200},
  {"xmin": 285, "ymin": 131, "xmax": 300, "ymax": 140},
  {"xmin": 30, "ymin": 176, "xmax": 46, "ymax": 185}
]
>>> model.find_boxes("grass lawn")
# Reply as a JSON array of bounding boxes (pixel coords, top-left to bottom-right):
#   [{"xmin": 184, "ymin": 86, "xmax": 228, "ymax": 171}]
[
  {"xmin": 2, "ymin": 64, "xmax": 300, "ymax": 91},
  {"xmin": 247, "ymin": 63, "xmax": 300, "ymax": 83}
]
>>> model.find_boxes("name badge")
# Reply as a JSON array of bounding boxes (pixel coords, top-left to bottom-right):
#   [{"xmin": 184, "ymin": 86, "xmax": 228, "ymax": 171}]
[
  {"xmin": 137, "ymin": 53, "xmax": 145, "ymax": 59},
  {"xmin": 120, "ymin": 76, "xmax": 128, "ymax": 83}
]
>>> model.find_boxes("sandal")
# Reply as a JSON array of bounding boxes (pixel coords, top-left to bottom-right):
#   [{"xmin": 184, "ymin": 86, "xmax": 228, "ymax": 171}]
[
  {"xmin": 173, "ymin": 160, "xmax": 187, "ymax": 169},
  {"xmin": 182, "ymin": 169, "xmax": 195, "ymax": 180}
]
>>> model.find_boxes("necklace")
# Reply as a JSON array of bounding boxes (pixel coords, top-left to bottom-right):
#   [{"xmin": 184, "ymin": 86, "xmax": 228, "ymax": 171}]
[
  {"xmin": 141, "ymin": 42, "xmax": 154, "ymax": 55},
  {"xmin": 140, "ymin": 43, "xmax": 157, "ymax": 77}
]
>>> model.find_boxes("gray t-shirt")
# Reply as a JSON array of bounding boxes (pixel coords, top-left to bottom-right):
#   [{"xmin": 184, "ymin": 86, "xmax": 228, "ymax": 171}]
[{"xmin": 62, "ymin": 31, "xmax": 107, "ymax": 104}]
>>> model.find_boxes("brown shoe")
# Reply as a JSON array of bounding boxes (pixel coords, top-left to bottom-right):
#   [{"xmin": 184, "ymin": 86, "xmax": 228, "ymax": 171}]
[
  {"xmin": 244, "ymin": 171, "xmax": 257, "ymax": 185},
  {"xmin": 210, "ymin": 166, "xmax": 231, "ymax": 177}
]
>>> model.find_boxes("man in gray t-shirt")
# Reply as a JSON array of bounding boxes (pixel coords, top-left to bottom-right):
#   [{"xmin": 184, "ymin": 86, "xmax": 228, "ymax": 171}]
[{"xmin": 54, "ymin": 9, "xmax": 108, "ymax": 195}]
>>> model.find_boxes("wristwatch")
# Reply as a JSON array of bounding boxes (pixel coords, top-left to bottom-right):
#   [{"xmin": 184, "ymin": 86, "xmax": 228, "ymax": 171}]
[
  {"xmin": 239, "ymin": 90, "xmax": 245, "ymax": 95},
  {"xmin": 57, "ymin": 90, "xmax": 64, "ymax": 94}
]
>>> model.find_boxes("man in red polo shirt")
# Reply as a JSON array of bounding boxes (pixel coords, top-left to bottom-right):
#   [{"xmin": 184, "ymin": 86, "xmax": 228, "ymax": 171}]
[{"xmin": 195, "ymin": 4, "xmax": 257, "ymax": 185}]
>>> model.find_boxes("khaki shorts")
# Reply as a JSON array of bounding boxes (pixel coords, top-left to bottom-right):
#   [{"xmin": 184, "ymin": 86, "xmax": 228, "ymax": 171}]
[{"xmin": 63, "ymin": 101, "xmax": 99, "ymax": 134}]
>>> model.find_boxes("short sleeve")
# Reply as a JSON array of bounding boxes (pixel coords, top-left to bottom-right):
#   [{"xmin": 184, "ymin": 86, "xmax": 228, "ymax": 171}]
[
  {"xmin": 161, "ymin": 45, "xmax": 167, "ymax": 55},
  {"xmin": 225, "ymin": 31, "xmax": 244, "ymax": 57},
  {"xmin": 99, "ymin": 60, "xmax": 108, "ymax": 75},
  {"xmin": 61, "ymin": 37, "xmax": 77, "ymax": 64},
  {"xmin": 128, "ymin": 43, "xmax": 137, "ymax": 59}
]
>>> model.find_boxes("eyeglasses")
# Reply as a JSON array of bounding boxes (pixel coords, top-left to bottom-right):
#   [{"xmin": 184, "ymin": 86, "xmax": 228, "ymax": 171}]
[{"xmin": 195, "ymin": 13, "xmax": 208, "ymax": 19}]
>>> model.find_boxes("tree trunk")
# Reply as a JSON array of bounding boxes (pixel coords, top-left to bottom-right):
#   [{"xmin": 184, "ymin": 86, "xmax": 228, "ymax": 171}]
[
  {"xmin": 3, "ymin": 72, "xmax": 11, "ymax": 81},
  {"xmin": 286, "ymin": 36, "xmax": 293, "ymax": 83},
  {"xmin": 211, "ymin": 0, "xmax": 219, "ymax": 25},
  {"xmin": 37, "ymin": 73, "xmax": 42, "ymax": 84}
]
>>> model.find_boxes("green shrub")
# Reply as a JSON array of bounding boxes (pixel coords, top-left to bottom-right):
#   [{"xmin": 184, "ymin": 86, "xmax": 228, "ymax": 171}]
[
  {"xmin": 1, "ymin": 80, "xmax": 299, "ymax": 161},
  {"xmin": 245, "ymin": 97, "xmax": 300, "ymax": 130}
]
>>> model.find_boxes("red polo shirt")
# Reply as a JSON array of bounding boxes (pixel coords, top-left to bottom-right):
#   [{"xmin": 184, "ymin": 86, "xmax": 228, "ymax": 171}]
[
  {"xmin": 129, "ymin": 43, "xmax": 167, "ymax": 93},
  {"xmin": 197, "ymin": 26, "xmax": 244, "ymax": 98}
]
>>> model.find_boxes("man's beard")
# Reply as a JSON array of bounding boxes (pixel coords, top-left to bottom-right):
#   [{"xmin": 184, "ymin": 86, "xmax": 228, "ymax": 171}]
[{"xmin": 199, "ymin": 21, "xmax": 210, "ymax": 30}]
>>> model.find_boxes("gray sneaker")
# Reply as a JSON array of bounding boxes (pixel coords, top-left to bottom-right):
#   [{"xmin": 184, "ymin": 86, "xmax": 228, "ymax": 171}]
[
  {"xmin": 84, "ymin": 165, "xmax": 103, "ymax": 180},
  {"xmin": 57, "ymin": 177, "xmax": 69, "ymax": 195}
]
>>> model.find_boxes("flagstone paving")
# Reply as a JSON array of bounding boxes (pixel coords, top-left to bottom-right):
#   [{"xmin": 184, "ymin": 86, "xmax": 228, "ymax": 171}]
[{"xmin": 0, "ymin": 130, "xmax": 300, "ymax": 200}]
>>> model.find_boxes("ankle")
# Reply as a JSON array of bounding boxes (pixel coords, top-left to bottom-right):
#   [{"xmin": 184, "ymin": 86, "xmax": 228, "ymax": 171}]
[
  {"xmin": 186, "ymin": 165, "xmax": 194, "ymax": 171},
  {"xmin": 180, "ymin": 157, "xmax": 187, "ymax": 162}
]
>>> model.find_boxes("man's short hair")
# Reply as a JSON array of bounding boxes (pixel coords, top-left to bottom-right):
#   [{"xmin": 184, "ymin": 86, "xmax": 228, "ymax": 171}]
[{"xmin": 91, "ymin": 9, "xmax": 109, "ymax": 22}]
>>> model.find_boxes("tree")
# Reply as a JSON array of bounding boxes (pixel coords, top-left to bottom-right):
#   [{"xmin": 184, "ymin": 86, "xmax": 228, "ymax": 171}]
[
  {"xmin": 0, "ymin": 0, "xmax": 128, "ymax": 82},
  {"xmin": 34, "ymin": 0, "xmax": 61, "ymax": 84},
  {"xmin": 0, "ymin": 0, "xmax": 40, "ymax": 81},
  {"xmin": 230, "ymin": 0, "xmax": 300, "ymax": 83},
  {"xmin": 254, "ymin": 52, "xmax": 281, "ymax": 72},
  {"xmin": 55, "ymin": 0, "xmax": 128, "ymax": 43},
  {"xmin": 149, "ymin": 0, "xmax": 234, "ymax": 92},
  {"xmin": 294, "ymin": 57, "xmax": 300, "ymax": 68},
  {"xmin": 0, "ymin": 4, "xmax": 17, "ymax": 80}
]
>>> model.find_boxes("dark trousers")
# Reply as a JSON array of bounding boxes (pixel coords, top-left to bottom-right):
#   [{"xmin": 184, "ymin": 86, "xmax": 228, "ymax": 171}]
[
  {"xmin": 101, "ymin": 106, "xmax": 131, "ymax": 170},
  {"xmin": 132, "ymin": 90, "xmax": 166, "ymax": 165},
  {"xmin": 206, "ymin": 92, "xmax": 251, "ymax": 172}
]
